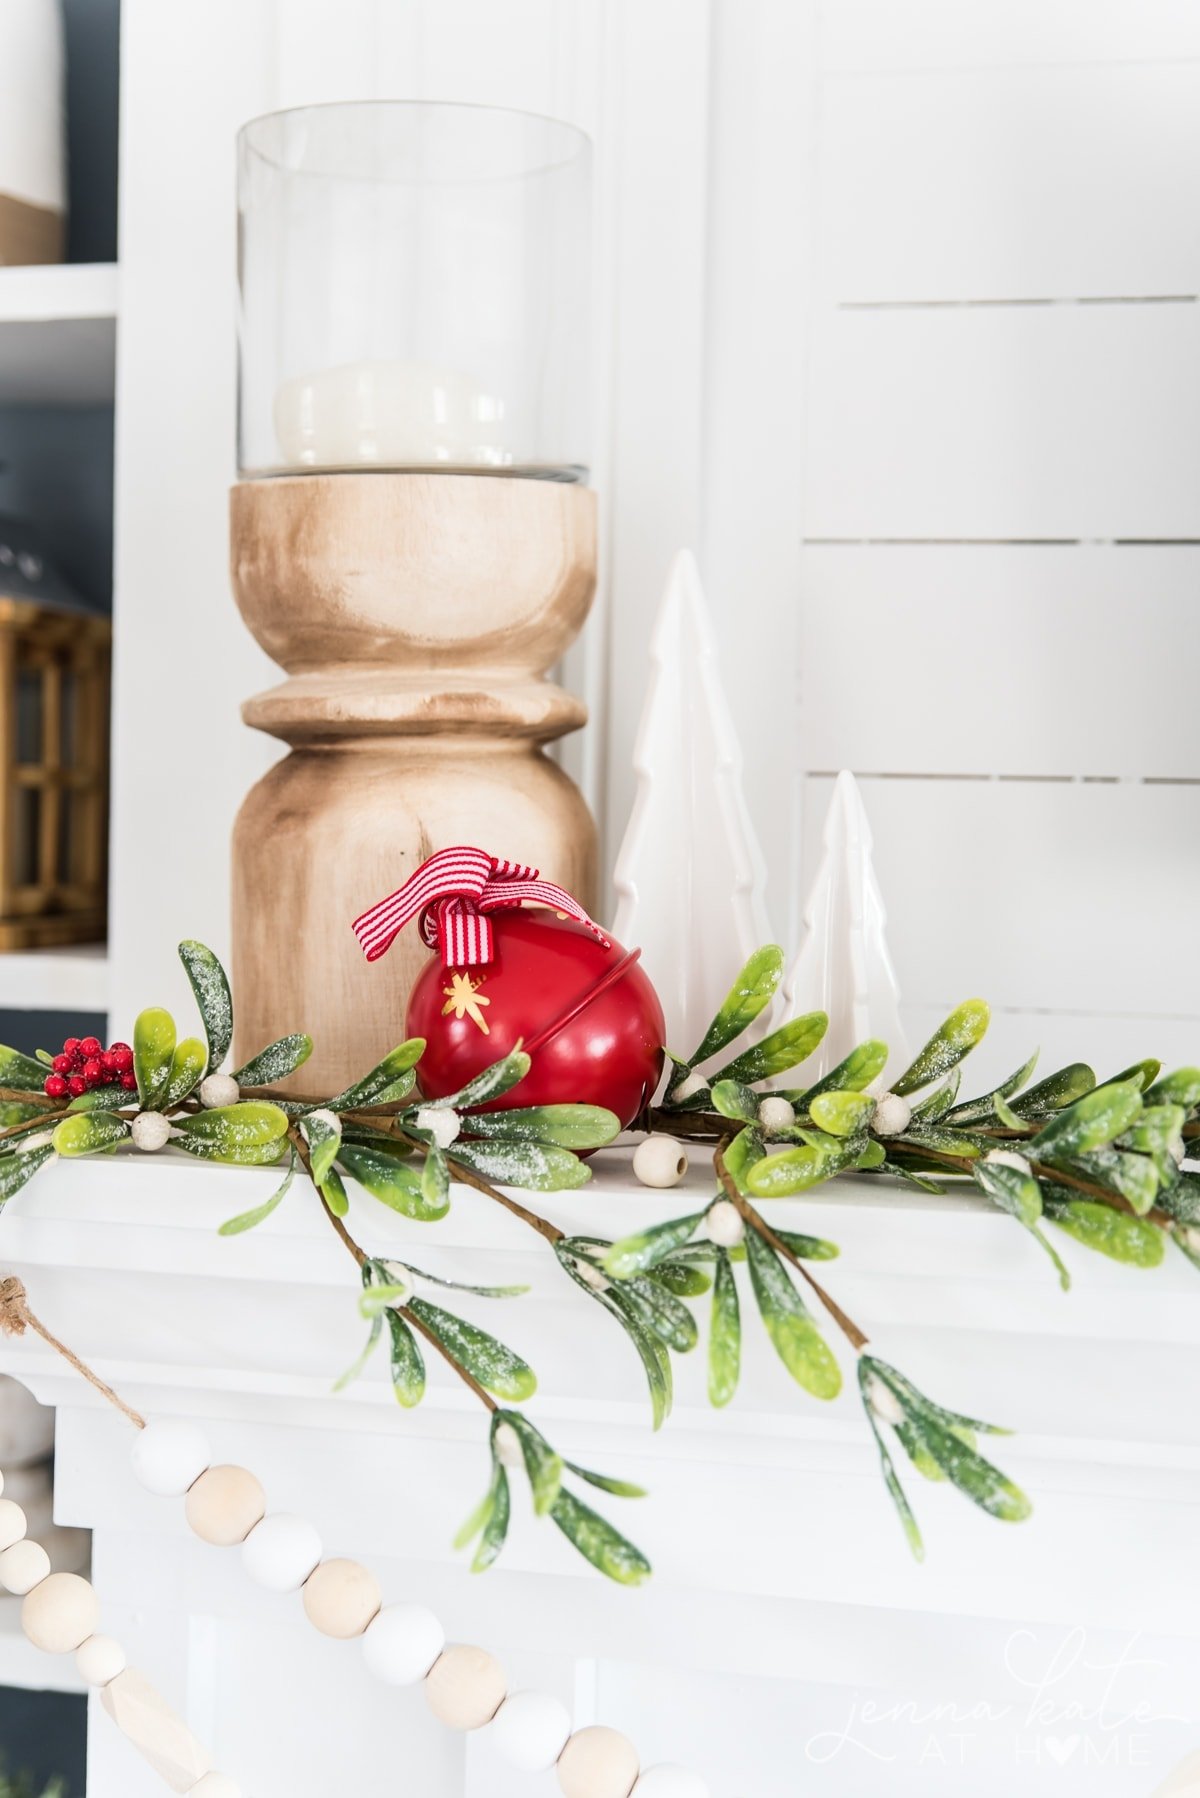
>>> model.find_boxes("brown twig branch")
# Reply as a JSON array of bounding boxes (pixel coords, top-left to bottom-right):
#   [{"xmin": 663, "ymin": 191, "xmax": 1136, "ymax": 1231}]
[{"xmin": 713, "ymin": 1147, "xmax": 870, "ymax": 1352}]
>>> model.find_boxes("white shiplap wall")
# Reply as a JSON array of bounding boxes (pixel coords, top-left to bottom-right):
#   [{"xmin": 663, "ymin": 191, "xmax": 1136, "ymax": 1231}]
[{"xmin": 781, "ymin": 0, "xmax": 1200, "ymax": 1080}]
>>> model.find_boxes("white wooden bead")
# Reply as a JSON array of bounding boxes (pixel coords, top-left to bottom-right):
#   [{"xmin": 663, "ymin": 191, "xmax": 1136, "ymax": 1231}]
[
  {"xmin": 199, "ymin": 1074, "xmax": 239, "ymax": 1109},
  {"xmin": 632, "ymin": 1135, "xmax": 687, "ymax": 1189},
  {"xmin": 188, "ymin": 1775, "xmax": 242, "ymax": 1798},
  {"xmin": 491, "ymin": 1689, "xmax": 572, "ymax": 1772},
  {"xmin": 425, "ymin": 1643, "xmax": 507, "ymax": 1730},
  {"xmin": 21, "ymin": 1570, "xmax": 99, "ymax": 1653},
  {"xmin": 185, "ymin": 1465, "xmax": 266, "ymax": 1546},
  {"xmin": 131, "ymin": 1110, "xmax": 172, "ymax": 1151},
  {"xmin": 703, "ymin": 1199, "xmax": 744, "ymax": 1247},
  {"xmin": 302, "ymin": 1557, "xmax": 381, "ymax": 1639},
  {"xmin": 0, "ymin": 1498, "xmax": 26, "ymax": 1552},
  {"xmin": 557, "ymin": 1725, "xmax": 640, "ymax": 1798},
  {"xmin": 0, "ymin": 1538, "xmax": 49, "ymax": 1595},
  {"xmin": 241, "ymin": 1512, "xmax": 322, "ymax": 1592},
  {"xmin": 871, "ymin": 1091, "xmax": 911, "ymax": 1137},
  {"xmin": 131, "ymin": 1418, "xmax": 212, "ymax": 1497},
  {"xmin": 757, "ymin": 1095, "xmax": 795, "ymax": 1134},
  {"xmin": 75, "ymin": 1633, "xmax": 127, "ymax": 1687},
  {"xmin": 362, "ymin": 1602, "xmax": 445, "ymax": 1685},
  {"xmin": 634, "ymin": 1766, "xmax": 711, "ymax": 1798}
]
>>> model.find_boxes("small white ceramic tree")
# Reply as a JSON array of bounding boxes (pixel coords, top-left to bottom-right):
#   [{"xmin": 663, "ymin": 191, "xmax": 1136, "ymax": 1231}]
[
  {"xmin": 777, "ymin": 770, "xmax": 908, "ymax": 1079},
  {"xmin": 612, "ymin": 549, "xmax": 772, "ymax": 1057}
]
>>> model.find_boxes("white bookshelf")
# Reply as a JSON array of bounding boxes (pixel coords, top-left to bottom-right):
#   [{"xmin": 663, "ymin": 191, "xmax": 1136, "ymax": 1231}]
[{"xmin": 0, "ymin": 262, "xmax": 117, "ymax": 406}]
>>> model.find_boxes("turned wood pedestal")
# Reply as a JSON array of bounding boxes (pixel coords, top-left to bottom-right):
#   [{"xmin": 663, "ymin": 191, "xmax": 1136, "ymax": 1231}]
[{"xmin": 229, "ymin": 474, "xmax": 598, "ymax": 1091}]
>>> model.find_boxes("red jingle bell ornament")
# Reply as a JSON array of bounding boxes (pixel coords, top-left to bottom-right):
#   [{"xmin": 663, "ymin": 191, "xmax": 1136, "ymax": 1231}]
[{"xmin": 353, "ymin": 848, "xmax": 665, "ymax": 1130}]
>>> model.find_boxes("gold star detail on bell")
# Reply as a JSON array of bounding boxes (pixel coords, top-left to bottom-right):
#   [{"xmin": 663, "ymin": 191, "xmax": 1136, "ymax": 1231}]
[{"xmin": 441, "ymin": 971, "xmax": 491, "ymax": 1035}]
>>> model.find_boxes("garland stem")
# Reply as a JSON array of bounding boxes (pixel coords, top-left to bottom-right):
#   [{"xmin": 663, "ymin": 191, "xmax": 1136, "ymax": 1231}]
[
  {"xmin": 403, "ymin": 1305, "xmax": 497, "ymax": 1414},
  {"xmin": 713, "ymin": 1147, "xmax": 870, "ymax": 1352}
]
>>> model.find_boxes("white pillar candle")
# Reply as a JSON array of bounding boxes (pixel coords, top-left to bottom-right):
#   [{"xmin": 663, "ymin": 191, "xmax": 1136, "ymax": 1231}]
[{"xmin": 273, "ymin": 360, "xmax": 506, "ymax": 472}]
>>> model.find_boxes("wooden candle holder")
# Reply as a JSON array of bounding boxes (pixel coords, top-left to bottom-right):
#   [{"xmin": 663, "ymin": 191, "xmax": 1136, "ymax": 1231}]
[{"xmin": 229, "ymin": 473, "xmax": 598, "ymax": 1091}]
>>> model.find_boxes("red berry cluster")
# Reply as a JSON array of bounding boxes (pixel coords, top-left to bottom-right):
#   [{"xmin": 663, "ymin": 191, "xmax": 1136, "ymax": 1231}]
[{"xmin": 43, "ymin": 1036, "xmax": 135, "ymax": 1102}]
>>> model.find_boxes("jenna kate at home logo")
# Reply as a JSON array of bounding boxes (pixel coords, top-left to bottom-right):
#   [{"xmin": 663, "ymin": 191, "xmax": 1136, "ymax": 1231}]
[{"xmin": 803, "ymin": 1628, "xmax": 1188, "ymax": 1773}]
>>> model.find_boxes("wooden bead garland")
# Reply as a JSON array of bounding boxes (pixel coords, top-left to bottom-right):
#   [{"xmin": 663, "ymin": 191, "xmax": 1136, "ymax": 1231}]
[
  {"xmin": 301, "ymin": 1556, "xmax": 381, "ymax": 1638},
  {"xmin": 425, "ymin": 1642, "xmax": 508, "ymax": 1730},
  {"xmin": 491, "ymin": 1689, "xmax": 573, "ymax": 1772},
  {"xmin": 0, "ymin": 1536, "xmax": 50, "ymax": 1594},
  {"xmin": 557, "ymin": 1725, "xmax": 641, "ymax": 1798},
  {"xmin": 241, "ymin": 1511, "xmax": 322, "ymax": 1592},
  {"xmin": 361, "ymin": 1601, "xmax": 445, "ymax": 1684},
  {"xmin": 75, "ymin": 1631, "xmax": 128, "ymax": 1687},
  {"xmin": 184, "ymin": 1464, "xmax": 266, "ymax": 1546},
  {"xmin": 132, "ymin": 1417, "xmax": 212, "ymax": 1497},
  {"xmin": 101, "ymin": 1667, "xmax": 215, "ymax": 1792},
  {"xmin": 21, "ymin": 1569, "xmax": 100, "ymax": 1653},
  {"xmin": 0, "ymin": 1496, "xmax": 26, "ymax": 1551}
]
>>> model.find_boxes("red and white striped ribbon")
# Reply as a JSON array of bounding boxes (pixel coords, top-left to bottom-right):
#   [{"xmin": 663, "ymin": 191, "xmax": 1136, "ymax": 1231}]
[{"xmin": 352, "ymin": 846, "xmax": 610, "ymax": 967}]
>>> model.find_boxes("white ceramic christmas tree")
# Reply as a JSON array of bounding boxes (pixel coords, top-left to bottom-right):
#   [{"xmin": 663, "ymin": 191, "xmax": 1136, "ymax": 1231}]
[
  {"xmin": 777, "ymin": 770, "xmax": 908, "ymax": 1079},
  {"xmin": 612, "ymin": 549, "xmax": 772, "ymax": 1057}
]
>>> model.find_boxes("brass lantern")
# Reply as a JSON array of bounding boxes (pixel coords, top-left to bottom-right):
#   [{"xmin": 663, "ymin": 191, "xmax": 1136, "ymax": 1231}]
[{"xmin": 0, "ymin": 523, "xmax": 109, "ymax": 950}]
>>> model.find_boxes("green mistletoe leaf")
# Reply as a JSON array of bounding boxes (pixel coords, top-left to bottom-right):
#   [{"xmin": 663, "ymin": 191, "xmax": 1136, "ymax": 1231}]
[
  {"xmin": 0, "ymin": 1143, "xmax": 54, "ymax": 1202},
  {"xmin": 326, "ymin": 1040, "xmax": 425, "ymax": 1112},
  {"xmin": 1030, "ymin": 1079, "xmax": 1144, "ymax": 1164},
  {"xmin": 893, "ymin": 1000, "xmax": 990, "ymax": 1097},
  {"xmin": 1042, "ymin": 1191, "xmax": 1164, "ymax": 1268},
  {"xmin": 333, "ymin": 1316, "xmax": 382, "ymax": 1392},
  {"xmin": 718, "ymin": 1011, "xmax": 828, "ymax": 1085},
  {"xmin": 1010, "ymin": 1062, "xmax": 1095, "ymax": 1117},
  {"xmin": 809, "ymin": 1090, "xmax": 875, "ymax": 1137},
  {"xmin": 408, "ymin": 1297, "xmax": 536, "ymax": 1401},
  {"xmin": 133, "ymin": 1008, "xmax": 176, "ymax": 1110},
  {"xmin": 174, "ymin": 1102, "xmax": 290, "ymax": 1150},
  {"xmin": 52, "ymin": 1111, "xmax": 129, "ymax": 1157},
  {"xmin": 708, "ymin": 1247, "xmax": 741, "ymax": 1408},
  {"xmin": 494, "ymin": 1411, "xmax": 563, "ymax": 1516},
  {"xmin": 450, "ymin": 1139, "xmax": 590, "ymax": 1192},
  {"xmin": 744, "ymin": 1225, "xmax": 841, "ymax": 1399},
  {"xmin": 174, "ymin": 1135, "xmax": 288, "ymax": 1166},
  {"xmin": 427, "ymin": 1049, "xmax": 530, "ymax": 1111},
  {"xmin": 178, "ymin": 940, "xmax": 232, "ymax": 1073},
  {"xmin": 234, "ymin": 1034, "xmax": 313, "ymax": 1088},
  {"xmin": 550, "ymin": 1487, "xmax": 651, "ymax": 1586},
  {"xmin": 66, "ymin": 1084, "xmax": 127, "ymax": 1112},
  {"xmin": 471, "ymin": 1465, "xmax": 511, "ymax": 1573},
  {"xmin": 338, "ymin": 1144, "xmax": 448, "ymax": 1221},
  {"xmin": 300, "ymin": 1110, "xmax": 341, "ymax": 1186},
  {"xmin": 604, "ymin": 1212, "xmax": 704, "ymax": 1280},
  {"xmin": 387, "ymin": 1310, "xmax": 426, "ymax": 1408},
  {"xmin": 218, "ymin": 1150, "xmax": 297, "ymax": 1236},
  {"xmin": 563, "ymin": 1459, "xmax": 647, "ymax": 1500},
  {"xmin": 685, "ymin": 945, "xmax": 785, "ymax": 1070},
  {"xmin": 0, "ymin": 1045, "xmax": 56, "ymax": 1094},
  {"xmin": 709, "ymin": 1079, "xmax": 761, "ymax": 1122},
  {"xmin": 945, "ymin": 1050, "xmax": 1041, "ymax": 1125},
  {"xmin": 802, "ymin": 1039, "xmax": 890, "ymax": 1103},
  {"xmin": 1145, "ymin": 1068, "xmax": 1200, "ymax": 1110},
  {"xmin": 164, "ymin": 1038, "xmax": 207, "ymax": 1108},
  {"xmin": 457, "ymin": 1104, "xmax": 620, "ymax": 1150}
]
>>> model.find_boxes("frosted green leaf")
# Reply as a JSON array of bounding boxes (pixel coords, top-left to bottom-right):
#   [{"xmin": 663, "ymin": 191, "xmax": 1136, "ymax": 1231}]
[
  {"xmin": 721, "ymin": 1125, "xmax": 766, "ymax": 1192},
  {"xmin": 1145, "ymin": 1068, "xmax": 1200, "ymax": 1110},
  {"xmin": 429, "ymin": 1049, "xmax": 529, "ymax": 1110},
  {"xmin": 972, "ymin": 1158, "xmax": 1042, "ymax": 1228},
  {"xmin": 458, "ymin": 1104, "xmax": 619, "ymax": 1150},
  {"xmin": 52, "ymin": 1111, "xmax": 129, "ymax": 1157},
  {"xmin": 911, "ymin": 1070, "xmax": 961, "ymax": 1122},
  {"xmin": 175, "ymin": 1102, "xmax": 289, "ymax": 1150},
  {"xmin": 494, "ymin": 1411, "xmax": 563, "ymax": 1516},
  {"xmin": 718, "ymin": 1011, "xmax": 828, "ymax": 1085},
  {"xmin": 218, "ymin": 1150, "xmax": 296, "ymax": 1236},
  {"xmin": 946, "ymin": 1050, "xmax": 1041, "ymax": 1125},
  {"xmin": 0, "ymin": 1144, "xmax": 53, "ymax": 1203},
  {"xmin": 564, "ymin": 1460, "xmax": 646, "ymax": 1499},
  {"xmin": 326, "ymin": 1040, "xmax": 425, "ymax": 1112},
  {"xmin": 421, "ymin": 1144, "xmax": 450, "ymax": 1210},
  {"xmin": 745, "ymin": 1131, "xmax": 875, "ymax": 1197},
  {"xmin": 1011, "ymin": 1062, "xmax": 1095, "ymax": 1117},
  {"xmin": 1121, "ymin": 1104, "xmax": 1186, "ymax": 1187},
  {"xmin": 133, "ymin": 1008, "xmax": 176, "ymax": 1110},
  {"xmin": 408, "ymin": 1297, "xmax": 536, "ymax": 1400},
  {"xmin": 320, "ymin": 1167, "xmax": 349, "ymax": 1216},
  {"xmin": 743, "ymin": 1225, "xmax": 841, "ymax": 1399},
  {"xmin": 802, "ymin": 1039, "xmax": 889, "ymax": 1103},
  {"xmin": 604, "ymin": 1212, "xmax": 704, "ymax": 1280},
  {"xmin": 66, "ymin": 1085, "xmax": 127, "ymax": 1112},
  {"xmin": 301, "ymin": 1111, "xmax": 341, "ymax": 1186},
  {"xmin": 164, "ymin": 1038, "xmax": 207, "ymax": 1108},
  {"xmin": 387, "ymin": 1310, "xmax": 426, "ymax": 1407},
  {"xmin": 809, "ymin": 1090, "xmax": 875, "ymax": 1137},
  {"xmin": 471, "ymin": 1465, "xmax": 511, "ymax": 1572},
  {"xmin": 178, "ymin": 941, "xmax": 232, "ymax": 1073},
  {"xmin": 174, "ymin": 1135, "xmax": 288, "ymax": 1166},
  {"xmin": 338, "ymin": 1145, "xmax": 447, "ymax": 1221},
  {"xmin": 893, "ymin": 1000, "xmax": 990, "ymax": 1097},
  {"xmin": 1031, "ymin": 1079, "xmax": 1144, "ymax": 1163},
  {"xmin": 685, "ymin": 946, "xmax": 785, "ymax": 1070},
  {"xmin": 0, "ymin": 1045, "xmax": 57, "ymax": 1094},
  {"xmin": 333, "ymin": 1316, "xmax": 382, "ymax": 1392},
  {"xmin": 614, "ymin": 1274, "xmax": 698, "ymax": 1355},
  {"xmin": 550, "ymin": 1487, "xmax": 651, "ymax": 1586},
  {"xmin": 1043, "ymin": 1191, "xmax": 1164, "ymax": 1268},
  {"xmin": 451, "ymin": 1138, "xmax": 590, "ymax": 1192},
  {"xmin": 233, "ymin": 1034, "xmax": 313, "ymax": 1088},
  {"xmin": 649, "ymin": 1260, "xmax": 712, "ymax": 1296},
  {"xmin": 708, "ymin": 1248, "xmax": 740, "ymax": 1408},
  {"xmin": 709, "ymin": 1079, "xmax": 761, "ymax": 1122}
]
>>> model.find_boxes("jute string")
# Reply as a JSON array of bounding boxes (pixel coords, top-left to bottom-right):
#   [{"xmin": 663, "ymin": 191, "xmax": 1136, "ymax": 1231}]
[{"xmin": 0, "ymin": 1275, "xmax": 145, "ymax": 1430}]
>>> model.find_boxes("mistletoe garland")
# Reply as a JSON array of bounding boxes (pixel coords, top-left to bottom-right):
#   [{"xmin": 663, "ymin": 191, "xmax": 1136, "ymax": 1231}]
[{"xmin": 0, "ymin": 940, "xmax": 1195, "ymax": 1579}]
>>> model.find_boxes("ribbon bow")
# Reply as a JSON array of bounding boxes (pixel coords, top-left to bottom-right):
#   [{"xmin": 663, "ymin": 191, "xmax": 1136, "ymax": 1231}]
[{"xmin": 352, "ymin": 846, "xmax": 610, "ymax": 967}]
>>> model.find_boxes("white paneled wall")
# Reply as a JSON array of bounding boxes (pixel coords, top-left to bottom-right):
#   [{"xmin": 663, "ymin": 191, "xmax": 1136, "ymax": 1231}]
[{"xmin": 709, "ymin": 0, "xmax": 1200, "ymax": 1075}]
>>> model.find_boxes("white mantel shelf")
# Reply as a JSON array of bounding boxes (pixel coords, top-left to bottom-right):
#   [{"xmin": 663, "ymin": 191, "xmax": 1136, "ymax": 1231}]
[{"xmin": 1, "ymin": 1151, "xmax": 1199, "ymax": 1795}]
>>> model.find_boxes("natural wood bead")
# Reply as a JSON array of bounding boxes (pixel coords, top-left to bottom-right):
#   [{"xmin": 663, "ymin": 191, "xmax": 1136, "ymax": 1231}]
[
  {"xmin": 76, "ymin": 1633, "xmax": 127, "ymax": 1687},
  {"xmin": 425, "ymin": 1643, "xmax": 507, "ymax": 1731},
  {"xmin": 184, "ymin": 1466, "xmax": 265, "ymax": 1547},
  {"xmin": 101, "ymin": 1667, "xmax": 213, "ymax": 1791},
  {"xmin": 21, "ymin": 1571, "xmax": 100, "ymax": 1653},
  {"xmin": 0, "ymin": 1498, "xmax": 26, "ymax": 1552},
  {"xmin": 0, "ymin": 1538, "xmax": 50, "ymax": 1595},
  {"xmin": 557, "ymin": 1726, "xmax": 640, "ymax": 1798},
  {"xmin": 301, "ymin": 1558, "xmax": 381, "ymax": 1639}
]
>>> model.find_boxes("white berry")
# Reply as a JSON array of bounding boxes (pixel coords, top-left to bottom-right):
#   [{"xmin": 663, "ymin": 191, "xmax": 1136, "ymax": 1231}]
[
  {"xmin": 131, "ymin": 1111, "xmax": 172, "ymax": 1152},
  {"xmin": 865, "ymin": 1373, "xmax": 905, "ymax": 1426},
  {"xmin": 757, "ymin": 1095, "xmax": 795, "ymax": 1135},
  {"xmin": 984, "ymin": 1148, "xmax": 1032, "ymax": 1177},
  {"xmin": 633, "ymin": 1135, "xmax": 688, "ymax": 1189},
  {"xmin": 493, "ymin": 1422, "xmax": 523, "ymax": 1469},
  {"xmin": 703, "ymin": 1200, "xmax": 744, "ymax": 1247},
  {"xmin": 415, "ymin": 1106, "xmax": 461, "ymax": 1149},
  {"xmin": 671, "ymin": 1070, "xmax": 708, "ymax": 1104},
  {"xmin": 199, "ymin": 1074, "xmax": 239, "ymax": 1109},
  {"xmin": 871, "ymin": 1092, "xmax": 912, "ymax": 1137}
]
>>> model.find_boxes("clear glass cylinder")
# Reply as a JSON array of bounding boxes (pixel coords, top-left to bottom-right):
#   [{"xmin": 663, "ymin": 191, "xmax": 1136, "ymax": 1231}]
[{"xmin": 237, "ymin": 101, "xmax": 592, "ymax": 481}]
